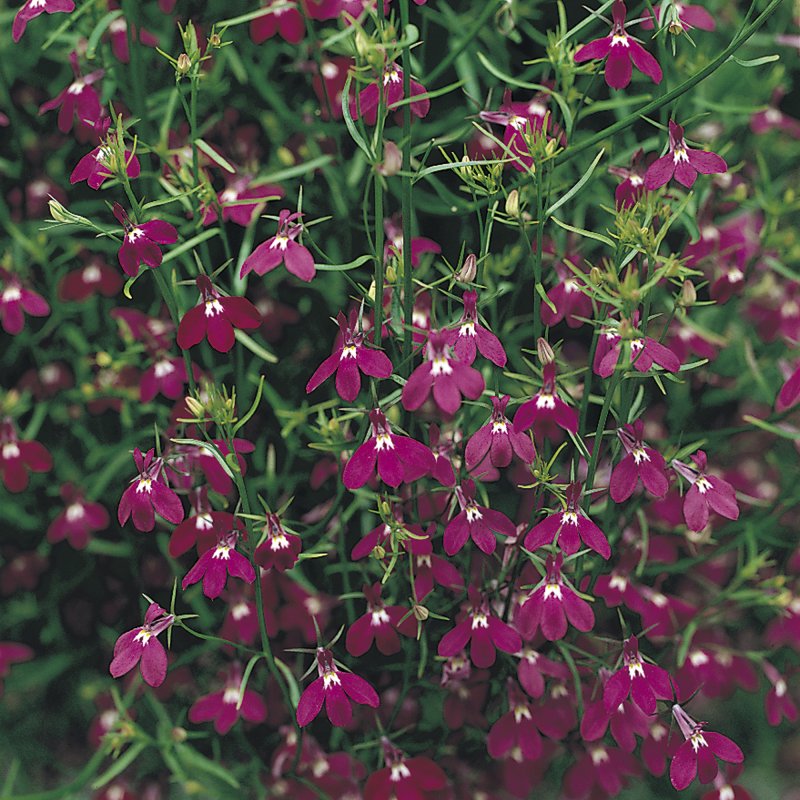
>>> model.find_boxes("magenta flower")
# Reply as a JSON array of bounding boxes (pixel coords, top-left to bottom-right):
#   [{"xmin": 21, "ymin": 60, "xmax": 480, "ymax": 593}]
[
  {"xmin": 0, "ymin": 417, "xmax": 52, "ymax": 493},
  {"xmin": 177, "ymin": 275, "xmax": 261, "ymax": 353},
  {"xmin": 450, "ymin": 290, "xmax": 507, "ymax": 367},
  {"xmin": 254, "ymin": 512, "xmax": 302, "ymax": 572},
  {"xmin": 140, "ymin": 355, "xmax": 198, "ymax": 404},
  {"xmin": 609, "ymin": 148, "xmax": 648, "ymax": 209},
  {"xmin": 250, "ymin": 1, "xmax": 305, "ymax": 45},
  {"xmin": 240, "ymin": 209, "xmax": 315, "ymax": 282},
  {"xmin": 763, "ymin": 662, "xmax": 798, "ymax": 726},
  {"xmin": 443, "ymin": 479, "xmax": 516, "ymax": 556},
  {"xmin": 0, "ymin": 270, "xmax": 50, "ymax": 335},
  {"xmin": 515, "ymin": 646, "xmax": 569, "ymax": 698},
  {"xmin": 524, "ymin": 482, "xmax": 610, "ymax": 559},
  {"xmin": 515, "ymin": 552, "xmax": 595, "ymax": 641},
  {"xmin": 112, "ymin": 204, "xmax": 178, "ymax": 278},
  {"xmin": 438, "ymin": 588, "xmax": 522, "ymax": 669},
  {"xmin": 306, "ymin": 312, "xmax": 393, "ymax": 401},
  {"xmin": 58, "ymin": 256, "xmax": 122, "ymax": 302},
  {"xmin": 182, "ymin": 529, "xmax": 256, "ymax": 600},
  {"xmin": 594, "ymin": 318, "xmax": 681, "ymax": 378},
  {"xmin": 573, "ymin": 0, "xmax": 662, "ymax": 90},
  {"xmin": 296, "ymin": 647, "xmax": 379, "ymax": 727},
  {"xmin": 106, "ymin": 17, "xmax": 159, "ymax": 64},
  {"xmin": 671, "ymin": 450, "xmax": 740, "ymax": 531},
  {"xmin": 350, "ymin": 63, "xmax": 430, "ymax": 125},
  {"xmin": 0, "ymin": 642, "xmax": 34, "ymax": 697},
  {"xmin": 38, "ymin": 52, "xmax": 103, "ymax": 133},
  {"xmin": 118, "ymin": 447, "xmax": 184, "ymax": 532},
  {"xmin": 109, "ymin": 602, "xmax": 174, "ymax": 688},
  {"xmin": 47, "ymin": 483, "xmax": 109, "ymax": 550},
  {"xmin": 603, "ymin": 635, "xmax": 673, "ymax": 715},
  {"xmin": 365, "ymin": 738, "xmax": 447, "ymax": 800},
  {"xmin": 514, "ymin": 361, "xmax": 578, "ymax": 436},
  {"xmin": 563, "ymin": 744, "xmax": 641, "ymax": 797},
  {"xmin": 670, "ymin": 704, "xmax": 744, "ymax": 791},
  {"xmin": 645, "ymin": 120, "xmax": 728, "ymax": 190},
  {"xmin": 345, "ymin": 582, "xmax": 416, "ymax": 657},
  {"xmin": 541, "ymin": 264, "xmax": 592, "ymax": 328},
  {"xmin": 201, "ymin": 176, "xmax": 285, "ymax": 227},
  {"xmin": 402, "ymin": 329, "xmax": 484, "ymax": 416},
  {"xmin": 383, "ymin": 214, "xmax": 441, "ymax": 268},
  {"xmin": 70, "ymin": 121, "xmax": 141, "ymax": 190},
  {"xmin": 609, "ymin": 420, "xmax": 669, "ymax": 503},
  {"xmin": 465, "ymin": 394, "xmax": 535, "ymax": 472},
  {"xmin": 188, "ymin": 662, "xmax": 267, "ymax": 735},
  {"xmin": 408, "ymin": 533, "xmax": 464, "ymax": 600},
  {"xmin": 751, "ymin": 89, "xmax": 800, "ymax": 138},
  {"xmin": 168, "ymin": 488, "xmax": 243, "ymax": 558},
  {"xmin": 13, "ymin": 0, "xmax": 75, "ymax": 42},
  {"xmin": 343, "ymin": 408, "xmax": 435, "ymax": 489},
  {"xmin": 641, "ymin": 2, "xmax": 715, "ymax": 33},
  {"xmin": 487, "ymin": 680, "xmax": 547, "ymax": 761}
]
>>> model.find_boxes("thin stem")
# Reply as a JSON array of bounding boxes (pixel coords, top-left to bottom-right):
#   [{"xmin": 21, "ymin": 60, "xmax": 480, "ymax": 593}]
[{"xmin": 400, "ymin": 0, "xmax": 414, "ymax": 377}]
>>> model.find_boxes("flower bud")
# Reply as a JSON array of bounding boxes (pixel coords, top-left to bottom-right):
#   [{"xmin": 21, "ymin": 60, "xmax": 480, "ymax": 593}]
[
  {"xmin": 537, "ymin": 337, "xmax": 554, "ymax": 364},
  {"xmin": 371, "ymin": 545, "xmax": 386, "ymax": 560},
  {"xmin": 96, "ymin": 351, "xmax": 112, "ymax": 368},
  {"xmin": 377, "ymin": 141, "xmax": 402, "ymax": 177},
  {"xmin": 589, "ymin": 266, "xmax": 604, "ymax": 285},
  {"xmin": 457, "ymin": 253, "xmax": 477, "ymax": 283},
  {"xmin": 184, "ymin": 395, "xmax": 205, "ymax": 418},
  {"xmin": 505, "ymin": 189, "xmax": 520, "ymax": 217},
  {"xmin": 172, "ymin": 726, "xmax": 188, "ymax": 742},
  {"xmin": 176, "ymin": 53, "xmax": 192, "ymax": 75},
  {"xmin": 412, "ymin": 603, "xmax": 429, "ymax": 622},
  {"xmin": 208, "ymin": 32, "xmax": 222, "ymax": 48},
  {"xmin": 679, "ymin": 279, "xmax": 697, "ymax": 308},
  {"xmin": 385, "ymin": 264, "xmax": 397, "ymax": 283}
]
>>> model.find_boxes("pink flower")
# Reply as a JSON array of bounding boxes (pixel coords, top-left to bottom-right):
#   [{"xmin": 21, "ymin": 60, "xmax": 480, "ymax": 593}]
[
  {"xmin": 254, "ymin": 512, "xmax": 302, "ymax": 572},
  {"xmin": 13, "ymin": 0, "xmax": 75, "ymax": 43},
  {"xmin": 751, "ymin": 89, "xmax": 800, "ymax": 138},
  {"xmin": 109, "ymin": 602, "xmax": 174, "ymax": 688},
  {"xmin": 671, "ymin": 450, "xmax": 740, "ymax": 531},
  {"xmin": 609, "ymin": 148, "xmax": 648, "ymax": 209},
  {"xmin": 112, "ymin": 204, "xmax": 178, "ymax": 278},
  {"xmin": 306, "ymin": 312, "xmax": 393, "ymax": 401},
  {"xmin": 140, "ymin": 355, "xmax": 198, "ymax": 404},
  {"xmin": 465, "ymin": 394, "xmax": 535, "ymax": 472},
  {"xmin": 437, "ymin": 587, "xmax": 522, "ymax": 668},
  {"xmin": 594, "ymin": 317, "xmax": 681, "ymax": 378},
  {"xmin": 201, "ymin": 176, "xmax": 285, "ymax": 227},
  {"xmin": 345, "ymin": 582, "xmax": 416, "ymax": 656},
  {"xmin": 383, "ymin": 214, "xmax": 441, "ymax": 268},
  {"xmin": 118, "ymin": 447, "xmax": 184, "ymax": 532},
  {"xmin": 603, "ymin": 635, "xmax": 673, "ymax": 715},
  {"xmin": 514, "ymin": 361, "xmax": 578, "ymax": 437},
  {"xmin": 168, "ymin": 488, "xmax": 243, "ymax": 558},
  {"xmin": 47, "ymin": 483, "xmax": 109, "ymax": 550},
  {"xmin": 443, "ymin": 479, "xmax": 516, "ymax": 556},
  {"xmin": 182, "ymin": 529, "xmax": 256, "ymax": 599},
  {"xmin": 402, "ymin": 330, "xmax": 485, "ymax": 416},
  {"xmin": 296, "ymin": 647, "xmax": 380, "ymax": 727},
  {"xmin": 669, "ymin": 704, "xmax": 744, "ymax": 791},
  {"xmin": 487, "ymin": 680, "xmax": 547, "ymax": 761},
  {"xmin": 70, "ymin": 121, "xmax": 141, "ymax": 190},
  {"xmin": 573, "ymin": 0, "xmax": 662, "ymax": 90},
  {"xmin": 450, "ymin": 290, "xmax": 507, "ymax": 367},
  {"xmin": 342, "ymin": 408, "xmax": 435, "ymax": 489},
  {"xmin": 541, "ymin": 264, "xmax": 592, "ymax": 329},
  {"xmin": 350, "ymin": 63, "xmax": 430, "ymax": 125},
  {"xmin": 0, "ymin": 642, "xmax": 34, "ymax": 697},
  {"xmin": 563, "ymin": 744, "xmax": 640, "ymax": 797},
  {"xmin": 177, "ymin": 275, "xmax": 261, "ymax": 353},
  {"xmin": 38, "ymin": 52, "xmax": 103, "ymax": 133},
  {"xmin": 641, "ymin": 2, "xmax": 715, "ymax": 33},
  {"xmin": 524, "ymin": 482, "xmax": 610, "ymax": 559},
  {"xmin": 250, "ymin": 1, "xmax": 305, "ymax": 45},
  {"xmin": 365, "ymin": 738, "xmax": 447, "ymax": 800},
  {"xmin": 777, "ymin": 362, "xmax": 800, "ymax": 411},
  {"xmin": 514, "ymin": 552, "xmax": 595, "ymax": 641},
  {"xmin": 0, "ymin": 417, "xmax": 52, "ymax": 493},
  {"xmin": 763, "ymin": 661, "xmax": 798, "ymax": 726},
  {"xmin": 515, "ymin": 646, "xmax": 569, "ymax": 698},
  {"xmin": 188, "ymin": 662, "xmax": 267, "ymax": 735},
  {"xmin": 0, "ymin": 270, "xmax": 50, "ymax": 335},
  {"xmin": 240, "ymin": 209, "xmax": 315, "ymax": 282},
  {"xmin": 609, "ymin": 420, "xmax": 669, "ymax": 503},
  {"xmin": 58, "ymin": 256, "xmax": 122, "ymax": 301},
  {"xmin": 645, "ymin": 120, "xmax": 727, "ymax": 190}
]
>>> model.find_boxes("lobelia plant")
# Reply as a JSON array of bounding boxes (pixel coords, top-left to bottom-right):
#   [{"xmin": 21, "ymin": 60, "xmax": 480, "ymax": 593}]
[{"xmin": 1, "ymin": 0, "xmax": 798, "ymax": 797}]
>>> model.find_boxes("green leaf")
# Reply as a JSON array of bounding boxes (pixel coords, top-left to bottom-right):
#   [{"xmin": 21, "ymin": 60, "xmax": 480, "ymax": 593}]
[
  {"xmin": 162, "ymin": 228, "xmax": 219, "ymax": 264},
  {"xmin": 545, "ymin": 148, "xmax": 605, "ymax": 218},
  {"xmin": 316, "ymin": 254, "xmax": 374, "ymax": 271},
  {"xmin": 173, "ymin": 743, "xmax": 240, "ymax": 789},
  {"xmin": 342, "ymin": 74, "xmax": 374, "ymax": 161},
  {"xmin": 729, "ymin": 53, "xmax": 780, "ymax": 67},
  {"xmin": 91, "ymin": 742, "xmax": 147, "ymax": 790},
  {"xmin": 535, "ymin": 282, "xmax": 557, "ymax": 313},
  {"xmin": 743, "ymin": 415, "xmax": 800, "ymax": 440},
  {"xmin": 273, "ymin": 657, "xmax": 300, "ymax": 708},
  {"xmin": 234, "ymin": 330, "xmax": 278, "ymax": 363},
  {"xmin": 170, "ymin": 438, "xmax": 235, "ymax": 477},
  {"xmin": 551, "ymin": 216, "xmax": 615, "ymax": 248},
  {"xmin": 194, "ymin": 138, "xmax": 236, "ymax": 173}
]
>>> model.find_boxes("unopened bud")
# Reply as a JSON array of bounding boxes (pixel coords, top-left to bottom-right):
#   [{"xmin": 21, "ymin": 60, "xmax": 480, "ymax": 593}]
[
  {"xmin": 371, "ymin": 545, "xmax": 386, "ymax": 560},
  {"xmin": 96, "ymin": 351, "xmax": 112, "ymax": 368},
  {"xmin": 184, "ymin": 395, "xmax": 205, "ymax": 417},
  {"xmin": 505, "ymin": 189, "xmax": 520, "ymax": 217},
  {"xmin": 48, "ymin": 198, "xmax": 70, "ymax": 223},
  {"xmin": 679, "ymin": 280, "xmax": 697, "ymax": 308},
  {"xmin": 457, "ymin": 253, "xmax": 477, "ymax": 283},
  {"xmin": 354, "ymin": 29, "xmax": 370, "ymax": 59},
  {"xmin": 377, "ymin": 141, "xmax": 402, "ymax": 177},
  {"xmin": 668, "ymin": 20, "xmax": 684, "ymax": 35},
  {"xmin": 618, "ymin": 318, "xmax": 634, "ymax": 339},
  {"xmin": 589, "ymin": 266, "xmax": 603, "ymax": 285},
  {"xmin": 385, "ymin": 264, "xmax": 397, "ymax": 283},
  {"xmin": 537, "ymin": 337, "xmax": 554, "ymax": 364},
  {"xmin": 545, "ymin": 138, "xmax": 558, "ymax": 157},
  {"xmin": 172, "ymin": 726, "xmax": 188, "ymax": 742},
  {"xmin": 412, "ymin": 603, "xmax": 429, "ymax": 622},
  {"xmin": 366, "ymin": 280, "xmax": 376, "ymax": 302},
  {"xmin": 176, "ymin": 53, "xmax": 191, "ymax": 75},
  {"xmin": 208, "ymin": 32, "xmax": 222, "ymax": 48}
]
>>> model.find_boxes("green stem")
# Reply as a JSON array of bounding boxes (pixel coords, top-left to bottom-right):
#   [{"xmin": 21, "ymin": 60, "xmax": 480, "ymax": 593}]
[{"xmin": 400, "ymin": 0, "xmax": 414, "ymax": 377}]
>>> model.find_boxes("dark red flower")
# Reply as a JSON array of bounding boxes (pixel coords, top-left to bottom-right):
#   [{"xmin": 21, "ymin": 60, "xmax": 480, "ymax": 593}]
[
  {"xmin": 250, "ymin": 1, "xmax": 305, "ymax": 45},
  {"xmin": 0, "ymin": 270, "xmax": 50, "ymax": 335},
  {"xmin": 109, "ymin": 602, "xmax": 174, "ymax": 688},
  {"xmin": 254, "ymin": 512, "xmax": 302, "ymax": 572},
  {"xmin": 58, "ymin": 256, "xmax": 122, "ymax": 301},
  {"xmin": 450, "ymin": 289, "xmax": 506, "ymax": 367},
  {"xmin": 350, "ymin": 63, "xmax": 430, "ymax": 125},
  {"xmin": 182, "ymin": 529, "xmax": 256, "ymax": 600},
  {"xmin": 112, "ymin": 204, "xmax": 178, "ymax": 278},
  {"xmin": 671, "ymin": 450, "xmax": 740, "ymax": 531},
  {"xmin": 365, "ymin": 737, "xmax": 447, "ymax": 800},
  {"xmin": 645, "ymin": 120, "xmax": 727, "ymax": 190},
  {"xmin": 465, "ymin": 394, "xmax": 535, "ymax": 472},
  {"xmin": 609, "ymin": 419, "xmax": 669, "ymax": 503},
  {"xmin": 188, "ymin": 662, "xmax": 267, "ymax": 735},
  {"xmin": 514, "ymin": 361, "xmax": 578, "ymax": 438},
  {"xmin": 47, "ymin": 483, "xmax": 109, "ymax": 550},
  {"xmin": 13, "ymin": 0, "xmax": 75, "ymax": 43},
  {"xmin": 603, "ymin": 635, "xmax": 673, "ymax": 715},
  {"xmin": 0, "ymin": 417, "xmax": 52, "ymax": 493},
  {"xmin": 38, "ymin": 51, "xmax": 103, "ymax": 133},
  {"xmin": 117, "ymin": 447, "xmax": 184, "ymax": 532},
  {"xmin": 345, "ymin": 582, "xmax": 416, "ymax": 656},
  {"xmin": 444, "ymin": 479, "xmax": 516, "ymax": 556},
  {"xmin": 240, "ymin": 209, "xmax": 315, "ymax": 282}
]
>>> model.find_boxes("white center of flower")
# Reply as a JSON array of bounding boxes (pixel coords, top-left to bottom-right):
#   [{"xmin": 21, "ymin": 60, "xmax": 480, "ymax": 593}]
[
  {"xmin": 2, "ymin": 286, "xmax": 22, "ymax": 303},
  {"xmin": 136, "ymin": 477, "xmax": 152, "ymax": 494},
  {"xmin": 562, "ymin": 511, "xmax": 578, "ymax": 526},
  {"xmin": 107, "ymin": 787, "xmax": 125, "ymax": 800},
  {"xmin": 270, "ymin": 533, "xmax": 290, "ymax": 551},
  {"xmin": 194, "ymin": 513, "xmax": 214, "ymax": 531},
  {"xmin": 695, "ymin": 476, "xmax": 712, "ymax": 494},
  {"xmin": 459, "ymin": 321, "xmax": 476, "ymax": 338},
  {"xmin": 650, "ymin": 723, "xmax": 667, "ymax": 741},
  {"xmin": 673, "ymin": 146, "xmax": 690, "ymax": 164},
  {"xmin": 384, "ymin": 69, "xmax": 401, "ymax": 86},
  {"xmin": 100, "ymin": 709, "xmax": 119, "ymax": 729},
  {"xmin": 776, "ymin": 679, "xmax": 787, "ymax": 697},
  {"xmin": 611, "ymin": 33, "xmax": 629, "ymax": 47},
  {"xmin": 390, "ymin": 762, "xmax": 411, "ymax": 782},
  {"xmin": 270, "ymin": 235, "xmax": 290, "ymax": 251},
  {"xmin": 322, "ymin": 671, "xmax": 341, "ymax": 690},
  {"xmin": 336, "ymin": 345, "xmax": 357, "ymax": 362},
  {"xmin": 40, "ymin": 364, "xmax": 60, "ymax": 383},
  {"xmin": 765, "ymin": 108, "xmax": 782, "ymax": 124},
  {"xmin": 2, "ymin": 442, "xmax": 20, "ymax": 460},
  {"xmin": 513, "ymin": 704, "xmax": 532, "ymax": 723},
  {"xmin": 627, "ymin": 659, "xmax": 645, "ymax": 679},
  {"xmin": 127, "ymin": 228, "xmax": 144, "ymax": 242},
  {"xmin": 536, "ymin": 393, "xmax": 556, "ymax": 410},
  {"xmin": 471, "ymin": 612, "xmax": 489, "ymax": 629},
  {"xmin": 543, "ymin": 582, "xmax": 562, "ymax": 601},
  {"xmin": 213, "ymin": 543, "xmax": 232, "ymax": 560},
  {"xmin": 719, "ymin": 787, "xmax": 735, "ymax": 800},
  {"xmin": 154, "ymin": 360, "xmax": 175, "ymax": 378},
  {"xmin": 492, "ymin": 419, "xmax": 508, "ymax": 434},
  {"xmin": 204, "ymin": 298, "xmax": 224, "ymax": 317},
  {"xmin": 630, "ymin": 175, "xmax": 644, "ymax": 187},
  {"xmin": 591, "ymin": 746, "xmax": 610, "ymax": 765},
  {"xmin": 134, "ymin": 629, "xmax": 153, "ymax": 647},
  {"xmin": 375, "ymin": 433, "xmax": 394, "ymax": 451},
  {"xmin": 431, "ymin": 356, "xmax": 453, "ymax": 377},
  {"xmin": 66, "ymin": 502, "xmax": 85, "ymax": 522},
  {"xmin": 466, "ymin": 505, "xmax": 483, "ymax": 524},
  {"xmin": 650, "ymin": 591, "xmax": 668, "ymax": 607},
  {"xmin": 688, "ymin": 650, "xmax": 709, "ymax": 667},
  {"xmin": 321, "ymin": 62, "xmax": 339, "ymax": 79},
  {"xmin": 509, "ymin": 115, "xmax": 528, "ymax": 131},
  {"xmin": 220, "ymin": 188, "xmax": 239, "ymax": 203},
  {"xmin": 370, "ymin": 608, "xmax": 391, "ymax": 626},
  {"xmin": 223, "ymin": 686, "xmax": 240, "ymax": 704},
  {"xmin": 109, "ymin": 18, "xmax": 127, "ymax": 33},
  {"xmin": 609, "ymin": 574, "xmax": 628, "ymax": 591},
  {"xmin": 632, "ymin": 447, "xmax": 650, "ymax": 465},
  {"xmin": 690, "ymin": 732, "xmax": 708, "ymax": 752},
  {"xmin": 68, "ymin": 80, "xmax": 86, "ymax": 95},
  {"xmin": 416, "ymin": 554, "xmax": 431, "ymax": 568},
  {"xmin": 82, "ymin": 265, "xmax": 102, "ymax": 283},
  {"xmin": 727, "ymin": 267, "xmax": 744, "ymax": 282},
  {"xmin": 232, "ymin": 601, "xmax": 250, "ymax": 620},
  {"xmin": 783, "ymin": 300, "xmax": 799, "ymax": 318},
  {"xmin": 95, "ymin": 146, "xmax": 112, "ymax": 164}
]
